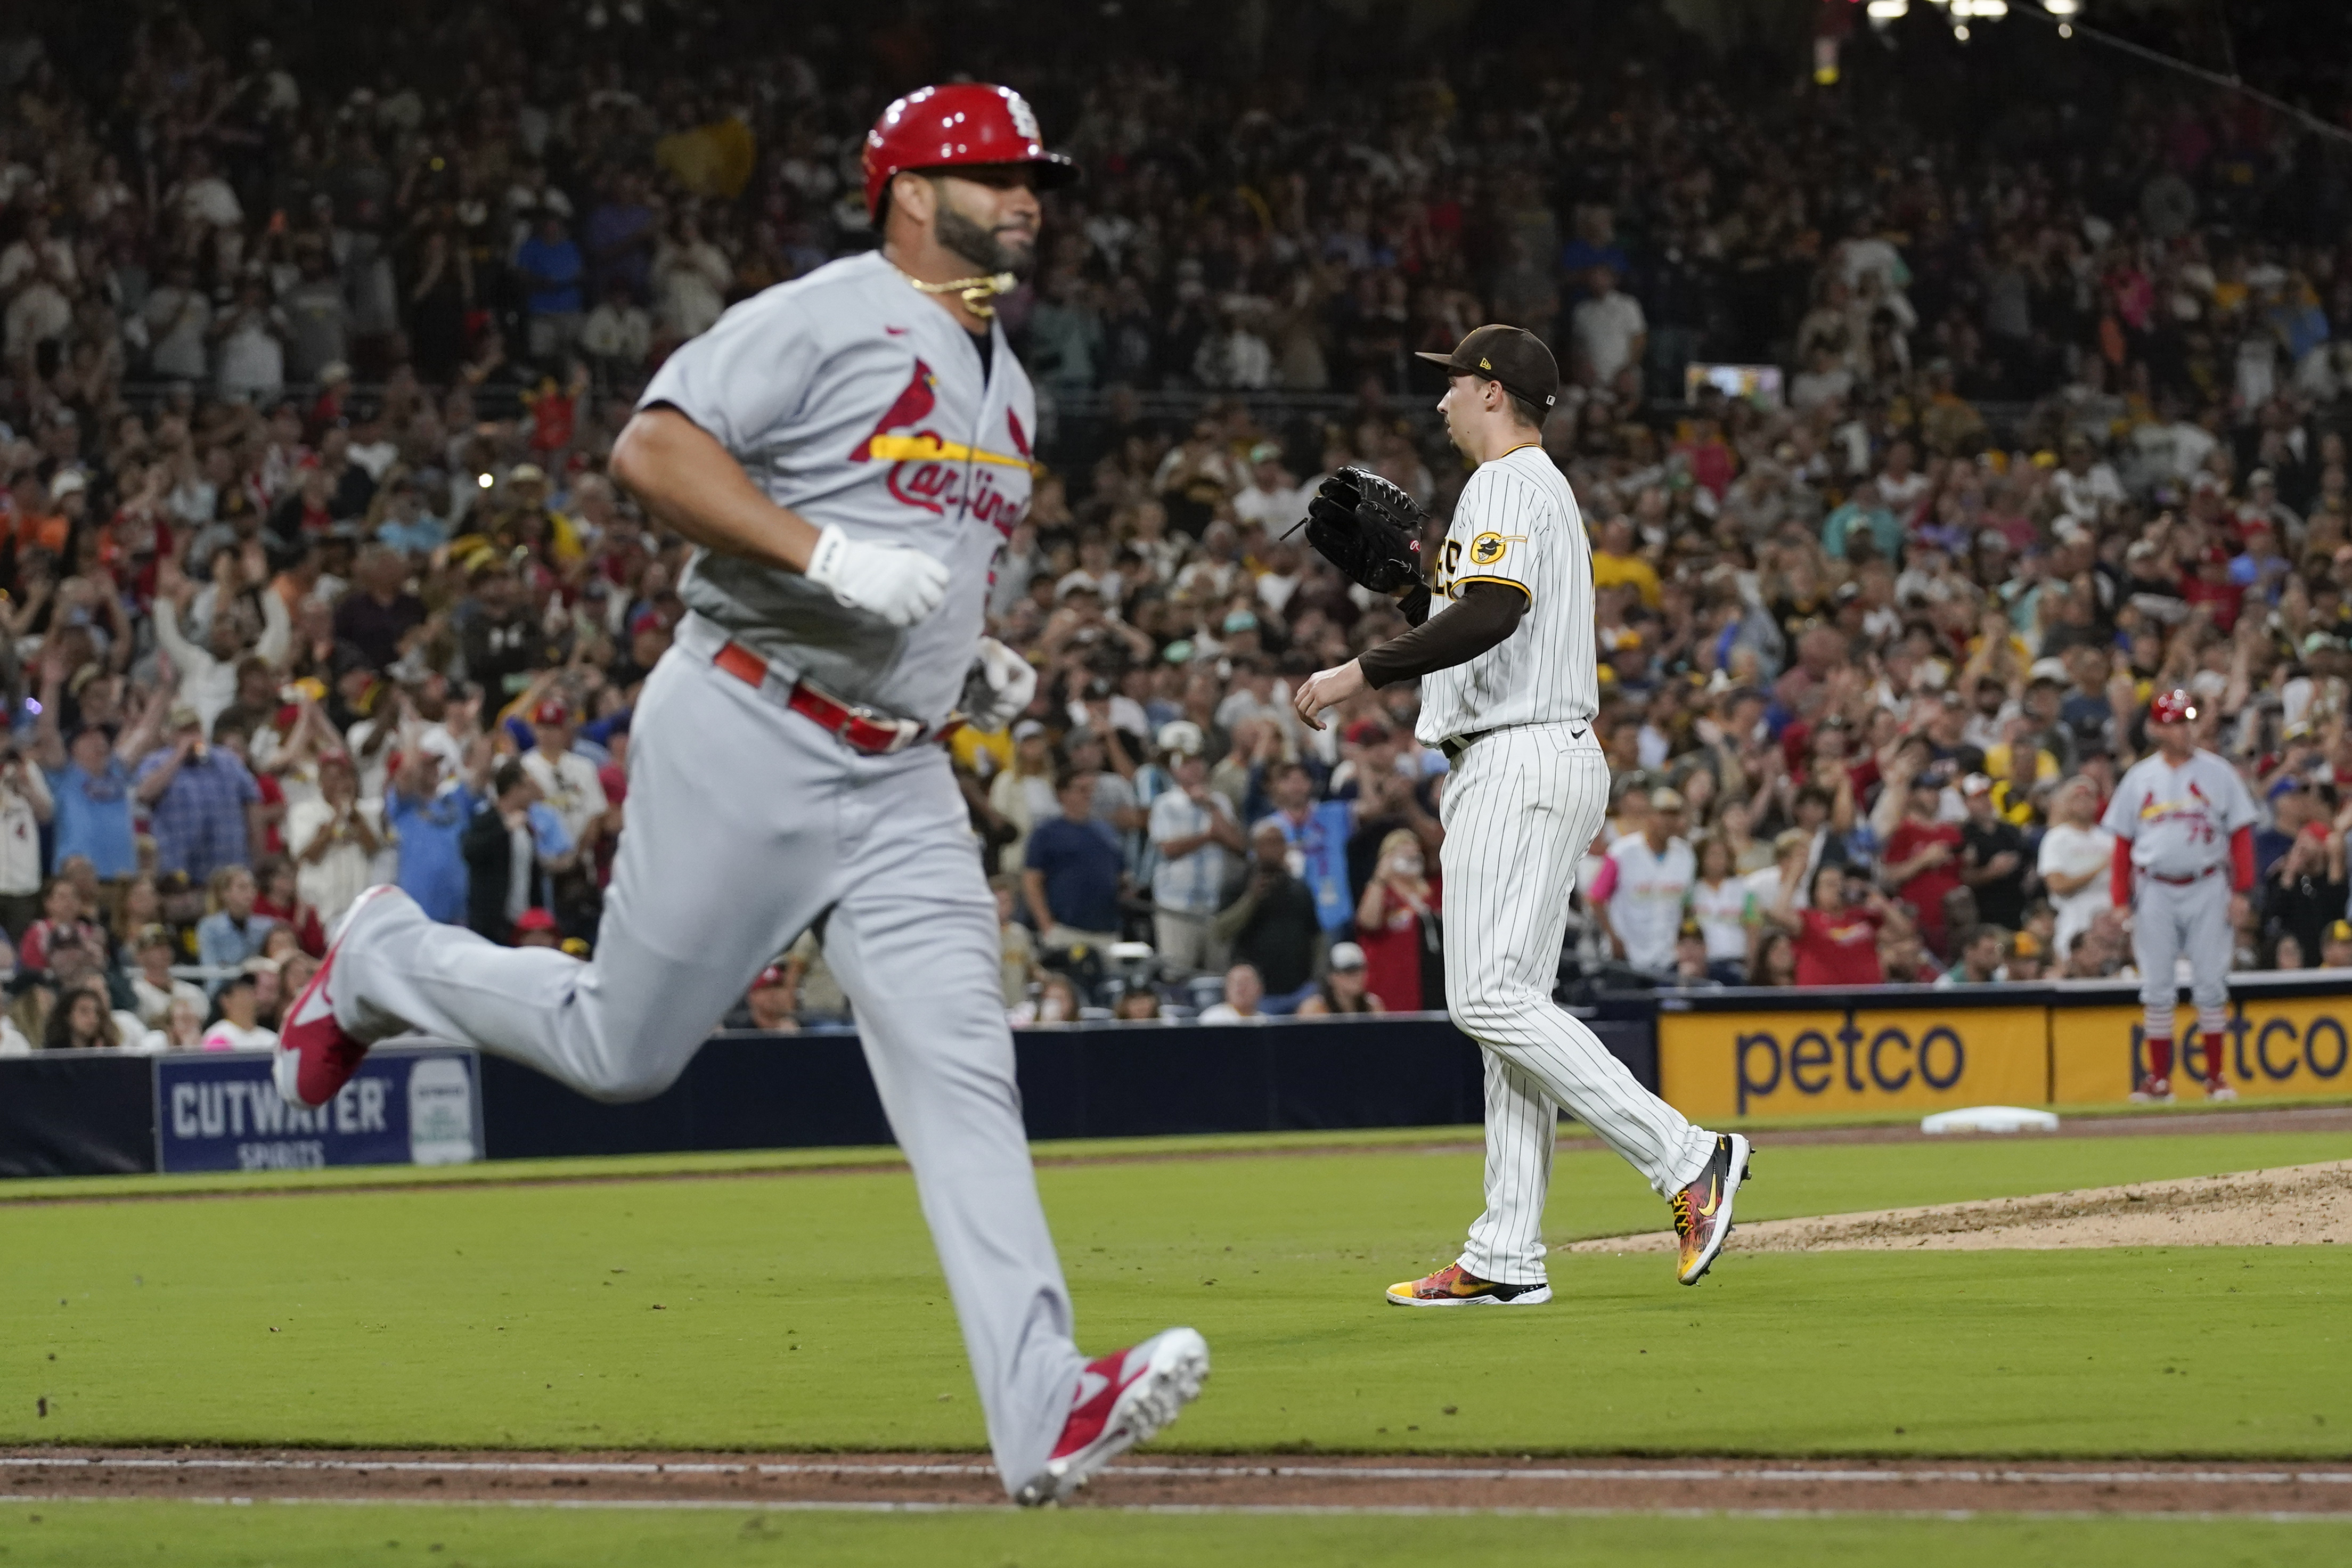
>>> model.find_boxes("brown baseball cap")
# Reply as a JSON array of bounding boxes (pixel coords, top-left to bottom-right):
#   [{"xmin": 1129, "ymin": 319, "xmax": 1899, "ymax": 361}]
[{"xmin": 1415, "ymin": 324, "xmax": 1559, "ymax": 413}]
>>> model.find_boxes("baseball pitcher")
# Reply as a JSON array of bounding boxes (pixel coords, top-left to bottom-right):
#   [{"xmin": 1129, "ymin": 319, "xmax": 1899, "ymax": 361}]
[
  {"xmin": 273, "ymin": 84, "xmax": 1204, "ymax": 1505},
  {"xmin": 2102, "ymin": 687, "xmax": 2256, "ymax": 1101},
  {"xmin": 1293, "ymin": 325, "xmax": 1750, "ymax": 1303}
]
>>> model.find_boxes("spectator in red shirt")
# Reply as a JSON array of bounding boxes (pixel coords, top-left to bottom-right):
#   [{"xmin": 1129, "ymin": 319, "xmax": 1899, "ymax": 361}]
[
  {"xmin": 1766, "ymin": 861, "xmax": 1897, "ymax": 989},
  {"xmin": 2178, "ymin": 544, "xmax": 2242, "ymax": 632},
  {"xmin": 1882, "ymin": 774, "xmax": 1965, "ymax": 958},
  {"xmin": 1353, "ymin": 828, "xmax": 1435, "ymax": 1013},
  {"xmin": 253, "ymin": 854, "xmax": 328, "ymax": 958}
]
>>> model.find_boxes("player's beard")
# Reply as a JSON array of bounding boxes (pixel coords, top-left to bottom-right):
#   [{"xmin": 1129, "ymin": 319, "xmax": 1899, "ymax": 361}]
[{"xmin": 935, "ymin": 198, "xmax": 1036, "ymax": 282}]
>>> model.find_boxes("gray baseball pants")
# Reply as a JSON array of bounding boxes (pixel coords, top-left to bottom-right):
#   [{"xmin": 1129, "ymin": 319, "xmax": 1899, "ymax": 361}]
[
  {"xmin": 1442, "ymin": 724, "xmax": 1716, "ymax": 1286},
  {"xmin": 2133, "ymin": 868, "xmax": 2232, "ymax": 1055},
  {"xmin": 330, "ymin": 633, "xmax": 1084, "ymax": 1493}
]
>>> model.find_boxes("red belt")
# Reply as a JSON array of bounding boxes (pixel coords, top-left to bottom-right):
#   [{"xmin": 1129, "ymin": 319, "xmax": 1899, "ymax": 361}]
[
  {"xmin": 713, "ymin": 639, "xmax": 962, "ymax": 756},
  {"xmin": 2147, "ymin": 865, "xmax": 2219, "ymax": 887}
]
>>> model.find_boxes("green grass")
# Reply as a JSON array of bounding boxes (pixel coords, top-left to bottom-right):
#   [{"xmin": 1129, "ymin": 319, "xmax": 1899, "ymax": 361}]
[
  {"xmin": 4, "ymin": 1132, "xmax": 2350, "ymax": 1457},
  {"xmin": 1, "ymin": 1502, "xmax": 2347, "ymax": 1568}
]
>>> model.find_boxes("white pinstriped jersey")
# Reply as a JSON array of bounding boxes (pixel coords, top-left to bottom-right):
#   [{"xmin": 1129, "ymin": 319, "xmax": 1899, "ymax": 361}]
[{"xmin": 1414, "ymin": 444, "xmax": 1598, "ymax": 747}]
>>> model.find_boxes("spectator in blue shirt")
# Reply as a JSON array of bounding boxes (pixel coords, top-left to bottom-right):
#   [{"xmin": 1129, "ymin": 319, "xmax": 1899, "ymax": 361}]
[
  {"xmin": 136, "ymin": 705, "xmax": 262, "ymax": 884},
  {"xmin": 515, "ymin": 213, "xmax": 585, "ymax": 363},
  {"xmin": 195, "ymin": 864, "xmax": 280, "ymax": 989},
  {"xmin": 34, "ymin": 661, "xmax": 168, "ymax": 883},
  {"xmin": 387, "ymin": 747, "xmax": 481, "ymax": 925},
  {"xmin": 1023, "ymin": 771, "xmax": 1126, "ymax": 950}
]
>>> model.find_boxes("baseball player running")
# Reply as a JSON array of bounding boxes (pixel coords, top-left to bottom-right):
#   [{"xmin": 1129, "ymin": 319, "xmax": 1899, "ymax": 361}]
[
  {"xmin": 1292, "ymin": 325, "xmax": 1749, "ymax": 1302},
  {"xmin": 273, "ymin": 84, "xmax": 1205, "ymax": 1506},
  {"xmin": 2102, "ymin": 687, "xmax": 2256, "ymax": 1101}
]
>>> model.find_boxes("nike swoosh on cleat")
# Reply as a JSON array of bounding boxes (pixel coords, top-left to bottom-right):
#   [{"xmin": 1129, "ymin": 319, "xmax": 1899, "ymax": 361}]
[
  {"xmin": 1073, "ymin": 1370, "xmax": 1110, "ymax": 1408},
  {"xmin": 1695, "ymin": 1177, "xmax": 1721, "ymax": 1218},
  {"xmin": 291, "ymin": 982, "xmax": 338, "ymax": 1028}
]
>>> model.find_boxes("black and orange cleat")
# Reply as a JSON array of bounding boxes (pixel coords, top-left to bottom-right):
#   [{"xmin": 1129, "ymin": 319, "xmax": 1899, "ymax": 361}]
[
  {"xmin": 1671, "ymin": 1133, "xmax": 1751, "ymax": 1286},
  {"xmin": 1384, "ymin": 1262, "xmax": 1551, "ymax": 1308}
]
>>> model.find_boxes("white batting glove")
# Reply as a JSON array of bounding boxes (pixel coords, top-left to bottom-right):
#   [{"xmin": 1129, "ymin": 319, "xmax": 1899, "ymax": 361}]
[
  {"xmin": 961, "ymin": 636, "xmax": 1038, "ymax": 731},
  {"xmin": 804, "ymin": 524, "xmax": 951, "ymax": 628}
]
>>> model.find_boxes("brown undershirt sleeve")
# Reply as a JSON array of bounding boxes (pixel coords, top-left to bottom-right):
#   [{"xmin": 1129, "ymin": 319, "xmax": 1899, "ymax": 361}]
[{"xmin": 1358, "ymin": 579, "xmax": 1531, "ymax": 689}]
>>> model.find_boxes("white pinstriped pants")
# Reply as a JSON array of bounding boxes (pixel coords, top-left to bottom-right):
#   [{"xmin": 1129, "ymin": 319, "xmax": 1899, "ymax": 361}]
[{"xmin": 1440, "ymin": 724, "xmax": 1716, "ymax": 1285}]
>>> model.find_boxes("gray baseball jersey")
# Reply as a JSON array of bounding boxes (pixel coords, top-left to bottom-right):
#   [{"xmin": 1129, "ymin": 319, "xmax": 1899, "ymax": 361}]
[
  {"xmin": 1416, "ymin": 444, "xmax": 1597, "ymax": 748},
  {"xmin": 639, "ymin": 251, "xmax": 1034, "ymax": 724},
  {"xmin": 320, "ymin": 253, "xmax": 1099, "ymax": 1498},
  {"xmin": 2101, "ymin": 749, "xmax": 2257, "ymax": 878}
]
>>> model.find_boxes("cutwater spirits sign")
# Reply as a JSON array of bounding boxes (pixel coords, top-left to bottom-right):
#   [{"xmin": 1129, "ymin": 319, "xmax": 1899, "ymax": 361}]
[{"xmin": 153, "ymin": 1046, "xmax": 483, "ymax": 1174}]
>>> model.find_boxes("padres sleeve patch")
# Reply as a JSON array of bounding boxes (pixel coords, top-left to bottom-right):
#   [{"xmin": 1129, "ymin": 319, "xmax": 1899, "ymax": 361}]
[{"xmin": 1469, "ymin": 532, "xmax": 1509, "ymax": 566}]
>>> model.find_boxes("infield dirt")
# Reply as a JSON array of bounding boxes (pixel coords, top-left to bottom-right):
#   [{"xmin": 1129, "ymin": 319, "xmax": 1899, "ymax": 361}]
[
  {"xmin": 7, "ymin": 1448, "xmax": 2351, "ymax": 1516},
  {"xmin": 1568, "ymin": 1158, "xmax": 2352, "ymax": 1253}
]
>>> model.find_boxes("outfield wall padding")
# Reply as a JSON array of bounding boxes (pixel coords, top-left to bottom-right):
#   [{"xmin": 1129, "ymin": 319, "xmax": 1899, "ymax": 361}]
[
  {"xmin": 0, "ymin": 1054, "xmax": 154, "ymax": 1177},
  {"xmin": 478, "ymin": 1015, "xmax": 1657, "ymax": 1159}
]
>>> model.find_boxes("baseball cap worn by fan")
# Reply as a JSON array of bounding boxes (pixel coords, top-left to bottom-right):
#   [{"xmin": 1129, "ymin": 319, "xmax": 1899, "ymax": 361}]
[
  {"xmin": 1328, "ymin": 942, "xmax": 1367, "ymax": 973},
  {"xmin": 1156, "ymin": 720, "xmax": 1204, "ymax": 757},
  {"xmin": 1414, "ymin": 325, "xmax": 1560, "ymax": 416}
]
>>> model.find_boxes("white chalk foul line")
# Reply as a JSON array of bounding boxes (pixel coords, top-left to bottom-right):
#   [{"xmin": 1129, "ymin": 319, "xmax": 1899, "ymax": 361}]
[
  {"xmin": 9, "ymin": 1494, "xmax": 2352, "ymax": 1523},
  {"xmin": 8, "ymin": 1456, "xmax": 2352, "ymax": 1487}
]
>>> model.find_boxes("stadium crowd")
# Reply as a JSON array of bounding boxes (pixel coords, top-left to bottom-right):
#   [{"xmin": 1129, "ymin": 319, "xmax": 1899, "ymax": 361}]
[{"xmin": 0, "ymin": 4, "xmax": 2350, "ymax": 1046}]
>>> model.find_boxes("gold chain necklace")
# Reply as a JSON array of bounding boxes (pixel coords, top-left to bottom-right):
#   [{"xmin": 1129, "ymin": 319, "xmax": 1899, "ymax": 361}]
[{"xmin": 895, "ymin": 264, "xmax": 1018, "ymax": 319}]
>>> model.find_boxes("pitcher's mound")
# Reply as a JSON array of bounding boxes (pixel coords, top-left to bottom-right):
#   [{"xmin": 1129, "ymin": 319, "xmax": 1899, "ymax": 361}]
[{"xmin": 1565, "ymin": 1159, "xmax": 2352, "ymax": 1253}]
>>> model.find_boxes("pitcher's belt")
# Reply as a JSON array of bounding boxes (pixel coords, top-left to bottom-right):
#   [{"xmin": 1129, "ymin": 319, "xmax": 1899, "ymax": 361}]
[
  {"xmin": 1438, "ymin": 722, "xmax": 1590, "ymax": 765},
  {"xmin": 710, "ymin": 638, "xmax": 962, "ymax": 756}
]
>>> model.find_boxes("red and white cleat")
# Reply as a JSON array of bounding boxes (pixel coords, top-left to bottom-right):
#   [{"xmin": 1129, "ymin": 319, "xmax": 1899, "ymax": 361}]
[
  {"xmin": 273, "ymin": 885, "xmax": 401, "ymax": 1109},
  {"xmin": 1015, "ymin": 1327, "xmax": 1209, "ymax": 1507},
  {"xmin": 2129, "ymin": 1075, "xmax": 2175, "ymax": 1105}
]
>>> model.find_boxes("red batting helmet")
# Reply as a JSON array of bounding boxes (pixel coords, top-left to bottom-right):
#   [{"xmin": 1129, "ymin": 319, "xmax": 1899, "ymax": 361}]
[
  {"xmin": 2149, "ymin": 688, "xmax": 2196, "ymax": 725},
  {"xmin": 862, "ymin": 84, "xmax": 1075, "ymax": 219}
]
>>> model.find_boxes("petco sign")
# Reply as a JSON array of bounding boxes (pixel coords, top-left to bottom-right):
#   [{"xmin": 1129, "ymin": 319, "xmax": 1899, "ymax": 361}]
[
  {"xmin": 1657, "ymin": 1005, "xmax": 2048, "ymax": 1121},
  {"xmin": 154, "ymin": 1046, "xmax": 483, "ymax": 1174},
  {"xmin": 2051, "ymin": 994, "xmax": 2352, "ymax": 1105}
]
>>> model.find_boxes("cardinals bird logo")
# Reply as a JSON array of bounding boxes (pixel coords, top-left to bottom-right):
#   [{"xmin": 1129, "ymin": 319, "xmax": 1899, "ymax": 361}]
[
  {"xmin": 849, "ymin": 360, "xmax": 940, "ymax": 463},
  {"xmin": 848, "ymin": 355, "xmax": 1032, "ymax": 529}
]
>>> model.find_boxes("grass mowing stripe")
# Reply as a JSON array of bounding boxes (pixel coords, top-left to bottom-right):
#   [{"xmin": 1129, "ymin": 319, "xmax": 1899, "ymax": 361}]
[{"xmin": 3, "ymin": 1498, "xmax": 2349, "ymax": 1567}]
